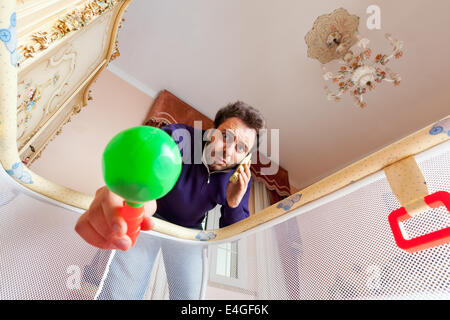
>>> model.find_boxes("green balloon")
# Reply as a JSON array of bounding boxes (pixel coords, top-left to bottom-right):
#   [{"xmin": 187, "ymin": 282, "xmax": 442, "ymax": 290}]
[{"xmin": 102, "ymin": 126, "xmax": 182, "ymax": 206}]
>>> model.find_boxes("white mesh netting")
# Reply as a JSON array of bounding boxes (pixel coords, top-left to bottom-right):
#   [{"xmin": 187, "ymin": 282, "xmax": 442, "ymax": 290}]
[{"xmin": 0, "ymin": 141, "xmax": 448, "ymax": 300}]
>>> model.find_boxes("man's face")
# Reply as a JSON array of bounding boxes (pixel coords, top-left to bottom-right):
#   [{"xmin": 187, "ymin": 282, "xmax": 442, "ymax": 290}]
[{"xmin": 204, "ymin": 117, "xmax": 256, "ymax": 171}]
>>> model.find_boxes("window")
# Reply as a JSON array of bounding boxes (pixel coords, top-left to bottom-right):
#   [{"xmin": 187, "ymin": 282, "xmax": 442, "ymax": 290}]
[
  {"xmin": 215, "ymin": 241, "xmax": 238, "ymax": 278},
  {"xmin": 205, "ymin": 205, "xmax": 248, "ymax": 289}
]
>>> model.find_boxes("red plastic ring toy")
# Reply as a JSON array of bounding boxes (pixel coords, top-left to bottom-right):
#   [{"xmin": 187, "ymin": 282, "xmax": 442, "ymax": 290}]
[{"xmin": 388, "ymin": 191, "xmax": 450, "ymax": 253}]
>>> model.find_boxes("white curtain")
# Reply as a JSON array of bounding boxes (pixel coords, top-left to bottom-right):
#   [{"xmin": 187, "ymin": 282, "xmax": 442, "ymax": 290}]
[
  {"xmin": 252, "ymin": 180, "xmax": 289, "ymax": 299},
  {"xmin": 143, "ymin": 249, "xmax": 169, "ymax": 299}
]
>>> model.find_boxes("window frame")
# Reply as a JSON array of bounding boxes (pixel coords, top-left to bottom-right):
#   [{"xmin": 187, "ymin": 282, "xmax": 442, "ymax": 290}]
[{"xmin": 206, "ymin": 205, "xmax": 248, "ymax": 290}]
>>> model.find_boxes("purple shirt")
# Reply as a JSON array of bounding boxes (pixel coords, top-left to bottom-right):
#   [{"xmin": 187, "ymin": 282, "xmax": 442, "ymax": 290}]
[{"xmin": 155, "ymin": 123, "xmax": 251, "ymax": 228}]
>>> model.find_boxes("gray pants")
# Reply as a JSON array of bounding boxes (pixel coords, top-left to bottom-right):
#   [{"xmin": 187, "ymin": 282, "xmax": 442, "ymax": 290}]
[{"xmin": 97, "ymin": 215, "xmax": 206, "ymax": 300}]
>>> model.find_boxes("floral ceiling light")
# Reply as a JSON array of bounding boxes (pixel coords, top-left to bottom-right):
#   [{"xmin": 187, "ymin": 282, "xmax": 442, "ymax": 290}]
[{"xmin": 305, "ymin": 8, "xmax": 404, "ymax": 108}]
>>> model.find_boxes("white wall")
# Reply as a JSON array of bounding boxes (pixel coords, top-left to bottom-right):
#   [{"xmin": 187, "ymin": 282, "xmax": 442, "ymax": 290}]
[{"xmin": 31, "ymin": 69, "xmax": 153, "ymax": 195}]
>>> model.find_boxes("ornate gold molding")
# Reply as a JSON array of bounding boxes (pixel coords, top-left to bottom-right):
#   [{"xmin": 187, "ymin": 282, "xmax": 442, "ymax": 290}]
[
  {"xmin": 17, "ymin": 0, "xmax": 124, "ymax": 67},
  {"xmin": 109, "ymin": 17, "xmax": 125, "ymax": 62},
  {"xmin": 21, "ymin": 0, "xmax": 128, "ymax": 165},
  {"xmin": 82, "ymin": 0, "xmax": 132, "ymax": 106},
  {"xmin": 18, "ymin": 7, "xmax": 113, "ymax": 155}
]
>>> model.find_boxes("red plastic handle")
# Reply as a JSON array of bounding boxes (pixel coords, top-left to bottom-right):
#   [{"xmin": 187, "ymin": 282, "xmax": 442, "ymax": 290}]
[
  {"xmin": 388, "ymin": 191, "xmax": 450, "ymax": 253},
  {"xmin": 120, "ymin": 201, "xmax": 145, "ymax": 246}
]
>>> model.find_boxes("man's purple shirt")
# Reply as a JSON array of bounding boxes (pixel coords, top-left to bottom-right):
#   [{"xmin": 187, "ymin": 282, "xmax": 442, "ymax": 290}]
[{"xmin": 155, "ymin": 123, "xmax": 251, "ymax": 229}]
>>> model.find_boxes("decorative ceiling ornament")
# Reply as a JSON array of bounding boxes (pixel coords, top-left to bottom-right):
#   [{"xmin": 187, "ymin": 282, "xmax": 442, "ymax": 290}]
[
  {"xmin": 305, "ymin": 8, "xmax": 404, "ymax": 108},
  {"xmin": 305, "ymin": 8, "xmax": 360, "ymax": 64}
]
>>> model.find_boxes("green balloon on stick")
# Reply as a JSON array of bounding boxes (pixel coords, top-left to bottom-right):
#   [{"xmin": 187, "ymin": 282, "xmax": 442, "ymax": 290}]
[{"xmin": 102, "ymin": 126, "xmax": 182, "ymax": 245}]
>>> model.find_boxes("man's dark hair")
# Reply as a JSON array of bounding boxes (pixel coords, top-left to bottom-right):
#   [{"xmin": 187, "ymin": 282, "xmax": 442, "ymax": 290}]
[{"xmin": 214, "ymin": 101, "xmax": 266, "ymax": 152}]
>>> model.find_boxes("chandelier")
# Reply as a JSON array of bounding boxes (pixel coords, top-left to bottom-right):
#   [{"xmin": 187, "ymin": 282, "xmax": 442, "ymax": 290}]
[{"xmin": 305, "ymin": 8, "xmax": 404, "ymax": 108}]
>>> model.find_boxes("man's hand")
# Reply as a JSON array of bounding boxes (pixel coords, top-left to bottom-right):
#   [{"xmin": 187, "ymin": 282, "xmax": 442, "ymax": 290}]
[
  {"xmin": 75, "ymin": 186, "xmax": 156, "ymax": 251},
  {"xmin": 226, "ymin": 162, "xmax": 251, "ymax": 208}
]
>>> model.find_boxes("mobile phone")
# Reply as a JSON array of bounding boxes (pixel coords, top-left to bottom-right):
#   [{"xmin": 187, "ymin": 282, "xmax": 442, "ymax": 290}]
[{"xmin": 229, "ymin": 153, "xmax": 252, "ymax": 183}]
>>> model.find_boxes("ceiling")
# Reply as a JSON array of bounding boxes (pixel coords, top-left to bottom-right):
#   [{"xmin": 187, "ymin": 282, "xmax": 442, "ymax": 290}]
[{"xmin": 108, "ymin": 0, "xmax": 450, "ymax": 189}]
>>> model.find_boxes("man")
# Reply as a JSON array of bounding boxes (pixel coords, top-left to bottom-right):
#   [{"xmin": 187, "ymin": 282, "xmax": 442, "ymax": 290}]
[{"xmin": 75, "ymin": 101, "xmax": 266, "ymax": 299}]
